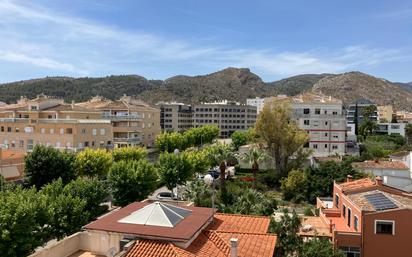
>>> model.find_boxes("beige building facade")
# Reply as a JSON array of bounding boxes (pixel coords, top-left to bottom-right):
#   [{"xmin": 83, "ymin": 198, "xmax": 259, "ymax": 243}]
[{"xmin": 157, "ymin": 102, "xmax": 193, "ymax": 132}]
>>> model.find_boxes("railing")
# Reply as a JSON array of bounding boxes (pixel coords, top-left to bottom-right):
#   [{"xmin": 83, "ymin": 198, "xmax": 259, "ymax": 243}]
[
  {"xmin": 0, "ymin": 118, "xmax": 29, "ymax": 123},
  {"xmin": 102, "ymin": 114, "xmax": 142, "ymax": 121},
  {"xmin": 113, "ymin": 137, "xmax": 141, "ymax": 143}
]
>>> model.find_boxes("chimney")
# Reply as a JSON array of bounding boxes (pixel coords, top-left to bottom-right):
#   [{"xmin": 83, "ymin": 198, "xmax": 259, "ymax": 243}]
[
  {"xmin": 230, "ymin": 238, "xmax": 238, "ymax": 257},
  {"xmin": 346, "ymin": 175, "xmax": 353, "ymax": 183},
  {"xmin": 376, "ymin": 176, "xmax": 383, "ymax": 186}
]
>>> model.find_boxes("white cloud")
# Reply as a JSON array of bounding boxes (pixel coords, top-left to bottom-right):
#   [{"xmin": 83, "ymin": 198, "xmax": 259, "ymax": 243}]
[{"xmin": 0, "ymin": 0, "xmax": 408, "ymax": 80}]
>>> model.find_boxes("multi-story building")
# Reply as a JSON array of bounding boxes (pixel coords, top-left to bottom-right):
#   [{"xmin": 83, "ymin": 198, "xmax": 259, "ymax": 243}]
[
  {"xmin": 77, "ymin": 96, "xmax": 160, "ymax": 147},
  {"xmin": 193, "ymin": 100, "xmax": 257, "ymax": 138},
  {"xmin": 246, "ymin": 97, "xmax": 266, "ymax": 114},
  {"xmin": 157, "ymin": 102, "xmax": 193, "ymax": 132},
  {"xmin": 377, "ymin": 105, "xmax": 394, "ymax": 123},
  {"xmin": 265, "ymin": 93, "xmax": 346, "ymax": 157},
  {"xmin": 0, "ymin": 95, "xmax": 113, "ymax": 152},
  {"xmin": 375, "ymin": 122, "xmax": 406, "ymax": 137},
  {"xmin": 312, "ymin": 177, "xmax": 412, "ymax": 257},
  {"xmin": 346, "ymin": 99, "xmax": 378, "ymax": 135}
]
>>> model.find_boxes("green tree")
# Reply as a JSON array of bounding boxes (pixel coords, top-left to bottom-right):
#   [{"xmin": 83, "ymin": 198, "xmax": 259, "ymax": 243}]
[
  {"xmin": 75, "ymin": 148, "xmax": 112, "ymax": 178},
  {"xmin": 280, "ymin": 169, "xmax": 308, "ymax": 203},
  {"xmin": 155, "ymin": 132, "xmax": 187, "ymax": 152},
  {"xmin": 158, "ymin": 152, "xmax": 193, "ymax": 194},
  {"xmin": 25, "ymin": 145, "xmax": 77, "ymax": 188},
  {"xmin": 359, "ymin": 119, "xmax": 378, "ymax": 140},
  {"xmin": 185, "ymin": 180, "xmax": 212, "ymax": 207},
  {"xmin": 0, "ymin": 187, "xmax": 49, "ymax": 257},
  {"xmin": 41, "ymin": 180, "xmax": 88, "ymax": 240},
  {"xmin": 270, "ymin": 209, "xmax": 302, "ymax": 257},
  {"xmin": 255, "ymin": 101, "xmax": 309, "ymax": 177},
  {"xmin": 362, "ymin": 104, "xmax": 377, "ymax": 119},
  {"xmin": 241, "ymin": 146, "xmax": 268, "ymax": 188},
  {"xmin": 112, "ymin": 146, "xmax": 147, "ymax": 162},
  {"xmin": 64, "ymin": 177, "xmax": 109, "ymax": 219},
  {"xmin": 108, "ymin": 160, "xmax": 159, "ymax": 206},
  {"xmin": 231, "ymin": 130, "xmax": 249, "ymax": 150},
  {"xmin": 232, "ymin": 188, "xmax": 277, "ymax": 215},
  {"xmin": 184, "ymin": 125, "xmax": 219, "ymax": 147},
  {"xmin": 184, "ymin": 150, "xmax": 211, "ymax": 174},
  {"xmin": 206, "ymin": 143, "xmax": 236, "ymax": 202},
  {"xmin": 301, "ymin": 238, "xmax": 344, "ymax": 257}
]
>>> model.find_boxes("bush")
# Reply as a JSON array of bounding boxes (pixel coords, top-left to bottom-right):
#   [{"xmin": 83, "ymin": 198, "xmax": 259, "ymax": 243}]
[{"xmin": 280, "ymin": 170, "xmax": 308, "ymax": 203}]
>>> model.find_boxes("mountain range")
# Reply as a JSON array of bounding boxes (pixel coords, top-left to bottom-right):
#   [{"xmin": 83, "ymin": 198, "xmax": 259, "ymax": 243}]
[{"xmin": 1, "ymin": 68, "xmax": 411, "ymax": 110}]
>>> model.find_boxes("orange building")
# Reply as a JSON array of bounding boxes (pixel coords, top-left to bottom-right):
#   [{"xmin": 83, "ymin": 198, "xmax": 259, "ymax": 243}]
[{"xmin": 313, "ymin": 177, "xmax": 412, "ymax": 257}]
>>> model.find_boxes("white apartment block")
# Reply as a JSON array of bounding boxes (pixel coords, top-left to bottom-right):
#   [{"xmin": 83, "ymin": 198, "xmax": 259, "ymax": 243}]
[{"xmin": 246, "ymin": 97, "xmax": 265, "ymax": 114}]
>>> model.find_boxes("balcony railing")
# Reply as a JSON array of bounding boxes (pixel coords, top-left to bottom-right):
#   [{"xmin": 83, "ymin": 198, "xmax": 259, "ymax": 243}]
[
  {"xmin": 102, "ymin": 114, "xmax": 142, "ymax": 121},
  {"xmin": 0, "ymin": 118, "xmax": 29, "ymax": 123},
  {"xmin": 113, "ymin": 137, "xmax": 141, "ymax": 143}
]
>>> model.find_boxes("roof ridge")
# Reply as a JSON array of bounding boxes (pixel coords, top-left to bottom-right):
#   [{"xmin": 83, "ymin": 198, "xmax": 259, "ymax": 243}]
[
  {"xmin": 215, "ymin": 213, "xmax": 271, "ymax": 219},
  {"xmin": 204, "ymin": 230, "xmax": 231, "ymax": 256},
  {"xmin": 214, "ymin": 230, "xmax": 276, "ymax": 236}
]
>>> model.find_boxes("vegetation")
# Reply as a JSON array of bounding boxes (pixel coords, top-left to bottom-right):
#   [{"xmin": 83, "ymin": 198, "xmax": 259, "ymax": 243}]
[
  {"xmin": 300, "ymin": 238, "xmax": 344, "ymax": 257},
  {"xmin": 108, "ymin": 160, "xmax": 158, "ymax": 206},
  {"xmin": 280, "ymin": 170, "xmax": 308, "ymax": 203},
  {"xmin": 158, "ymin": 152, "xmax": 194, "ymax": 193},
  {"xmin": 240, "ymin": 146, "xmax": 268, "ymax": 188},
  {"xmin": 112, "ymin": 146, "xmax": 147, "ymax": 162},
  {"xmin": 231, "ymin": 130, "xmax": 249, "ymax": 150},
  {"xmin": 75, "ymin": 148, "xmax": 113, "ymax": 178},
  {"xmin": 155, "ymin": 125, "xmax": 219, "ymax": 152},
  {"xmin": 255, "ymin": 101, "xmax": 309, "ymax": 177},
  {"xmin": 270, "ymin": 209, "xmax": 302, "ymax": 257},
  {"xmin": 25, "ymin": 145, "xmax": 77, "ymax": 188}
]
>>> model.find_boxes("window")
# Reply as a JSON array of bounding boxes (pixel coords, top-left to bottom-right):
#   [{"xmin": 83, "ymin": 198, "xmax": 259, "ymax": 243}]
[
  {"xmin": 66, "ymin": 128, "xmax": 73, "ymax": 134},
  {"xmin": 27, "ymin": 139, "xmax": 34, "ymax": 150},
  {"xmin": 347, "ymin": 208, "xmax": 351, "ymax": 227},
  {"xmin": 335, "ymin": 194, "xmax": 339, "ymax": 208},
  {"xmin": 15, "ymin": 127, "xmax": 19, "ymax": 133},
  {"xmin": 343, "ymin": 205, "xmax": 346, "ymax": 218},
  {"xmin": 354, "ymin": 216, "xmax": 359, "ymax": 231},
  {"xmin": 324, "ymin": 132, "xmax": 328, "ymax": 137},
  {"xmin": 333, "ymin": 111, "xmax": 338, "ymax": 115},
  {"xmin": 315, "ymin": 108, "xmax": 321, "ymax": 114},
  {"xmin": 100, "ymin": 128, "xmax": 105, "ymax": 135},
  {"xmin": 7, "ymin": 127, "xmax": 11, "ymax": 132},
  {"xmin": 92, "ymin": 128, "xmax": 97, "ymax": 136},
  {"xmin": 339, "ymin": 247, "xmax": 360, "ymax": 257},
  {"xmin": 303, "ymin": 108, "xmax": 310, "ymax": 114},
  {"xmin": 19, "ymin": 140, "xmax": 24, "ymax": 148},
  {"xmin": 313, "ymin": 144, "xmax": 318, "ymax": 149},
  {"xmin": 50, "ymin": 128, "xmax": 54, "ymax": 134},
  {"xmin": 0, "ymin": 126, "xmax": 3, "ymax": 132},
  {"xmin": 332, "ymin": 145, "xmax": 338, "ymax": 150},
  {"xmin": 84, "ymin": 141, "xmax": 89, "ymax": 147},
  {"xmin": 81, "ymin": 128, "xmax": 86, "ymax": 134},
  {"xmin": 60, "ymin": 128, "xmax": 64, "ymax": 135},
  {"xmin": 41, "ymin": 128, "xmax": 45, "ymax": 134},
  {"xmin": 375, "ymin": 220, "xmax": 394, "ymax": 235},
  {"xmin": 304, "ymin": 120, "xmax": 310, "ymax": 125},
  {"xmin": 324, "ymin": 144, "xmax": 328, "ymax": 148}
]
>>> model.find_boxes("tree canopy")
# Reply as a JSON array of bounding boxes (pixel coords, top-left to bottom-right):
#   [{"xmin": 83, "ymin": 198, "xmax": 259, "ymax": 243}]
[
  {"xmin": 75, "ymin": 148, "xmax": 112, "ymax": 178},
  {"xmin": 158, "ymin": 152, "xmax": 194, "ymax": 192},
  {"xmin": 112, "ymin": 146, "xmax": 147, "ymax": 162}
]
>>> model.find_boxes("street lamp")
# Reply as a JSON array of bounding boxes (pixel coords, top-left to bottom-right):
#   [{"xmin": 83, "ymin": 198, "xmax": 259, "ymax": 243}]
[
  {"xmin": 204, "ymin": 174, "xmax": 215, "ymax": 221},
  {"xmin": 174, "ymin": 148, "xmax": 180, "ymax": 204}
]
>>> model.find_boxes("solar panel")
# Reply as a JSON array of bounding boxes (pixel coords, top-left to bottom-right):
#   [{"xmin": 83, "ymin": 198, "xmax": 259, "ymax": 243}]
[{"xmin": 365, "ymin": 193, "xmax": 398, "ymax": 211}]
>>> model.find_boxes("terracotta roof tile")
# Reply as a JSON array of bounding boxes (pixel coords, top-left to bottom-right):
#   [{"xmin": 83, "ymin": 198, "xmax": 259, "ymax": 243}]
[
  {"xmin": 339, "ymin": 178, "xmax": 377, "ymax": 193},
  {"xmin": 125, "ymin": 240, "xmax": 180, "ymax": 257},
  {"xmin": 209, "ymin": 213, "xmax": 270, "ymax": 234},
  {"xmin": 352, "ymin": 160, "xmax": 409, "ymax": 170},
  {"xmin": 217, "ymin": 232, "xmax": 277, "ymax": 257}
]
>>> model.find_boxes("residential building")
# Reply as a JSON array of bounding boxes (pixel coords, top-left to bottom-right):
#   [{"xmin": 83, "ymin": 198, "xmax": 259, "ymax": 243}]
[
  {"xmin": 375, "ymin": 122, "xmax": 406, "ymax": 136},
  {"xmin": 76, "ymin": 95, "xmax": 160, "ymax": 147},
  {"xmin": 157, "ymin": 102, "xmax": 193, "ymax": 132},
  {"xmin": 377, "ymin": 105, "xmax": 393, "ymax": 123},
  {"xmin": 29, "ymin": 200, "xmax": 277, "ymax": 257},
  {"xmin": 352, "ymin": 151, "xmax": 412, "ymax": 192},
  {"xmin": 0, "ymin": 150, "xmax": 25, "ymax": 181},
  {"xmin": 308, "ymin": 177, "xmax": 412, "ymax": 257},
  {"xmin": 247, "ymin": 96, "xmax": 268, "ymax": 114},
  {"xmin": 395, "ymin": 110, "xmax": 412, "ymax": 123},
  {"xmin": 0, "ymin": 95, "xmax": 113, "ymax": 152},
  {"xmin": 346, "ymin": 99, "xmax": 378, "ymax": 136},
  {"xmin": 266, "ymin": 93, "xmax": 346, "ymax": 157},
  {"xmin": 193, "ymin": 100, "xmax": 257, "ymax": 138}
]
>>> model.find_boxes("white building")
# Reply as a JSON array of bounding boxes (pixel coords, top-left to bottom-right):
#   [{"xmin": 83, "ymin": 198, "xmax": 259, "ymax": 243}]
[{"xmin": 246, "ymin": 97, "xmax": 265, "ymax": 114}]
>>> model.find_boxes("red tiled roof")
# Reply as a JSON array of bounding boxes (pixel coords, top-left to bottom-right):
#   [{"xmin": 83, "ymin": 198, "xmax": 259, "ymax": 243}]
[
  {"xmin": 352, "ymin": 160, "xmax": 409, "ymax": 170},
  {"xmin": 217, "ymin": 232, "xmax": 277, "ymax": 257},
  {"xmin": 338, "ymin": 178, "xmax": 377, "ymax": 193},
  {"xmin": 208, "ymin": 213, "xmax": 271, "ymax": 234},
  {"xmin": 84, "ymin": 202, "xmax": 213, "ymax": 242}
]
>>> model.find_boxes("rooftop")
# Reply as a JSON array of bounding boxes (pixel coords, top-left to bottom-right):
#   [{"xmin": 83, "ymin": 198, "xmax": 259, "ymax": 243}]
[
  {"xmin": 347, "ymin": 190, "xmax": 412, "ymax": 212},
  {"xmin": 338, "ymin": 178, "xmax": 377, "ymax": 193},
  {"xmin": 352, "ymin": 160, "xmax": 409, "ymax": 170}
]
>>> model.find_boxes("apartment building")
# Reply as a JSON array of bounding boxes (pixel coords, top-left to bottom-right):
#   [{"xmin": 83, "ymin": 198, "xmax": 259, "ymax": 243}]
[
  {"xmin": 157, "ymin": 102, "xmax": 193, "ymax": 132},
  {"xmin": 312, "ymin": 177, "xmax": 412, "ymax": 257},
  {"xmin": 346, "ymin": 99, "xmax": 378, "ymax": 136},
  {"xmin": 0, "ymin": 95, "xmax": 113, "ymax": 152},
  {"xmin": 377, "ymin": 105, "xmax": 394, "ymax": 123},
  {"xmin": 246, "ymin": 97, "xmax": 266, "ymax": 114},
  {"xmin": 77, "ymin": 96, "xmax": 160, "ymax": 147},
  {"xmin": 193, "ymin": 100, "xmax": 257, "ymax": 138}
]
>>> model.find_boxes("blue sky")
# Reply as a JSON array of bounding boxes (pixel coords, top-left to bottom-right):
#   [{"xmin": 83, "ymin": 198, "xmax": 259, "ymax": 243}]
[{"xmin": 0, "ymin": 0, "xmax": 411, "ymax": 83}]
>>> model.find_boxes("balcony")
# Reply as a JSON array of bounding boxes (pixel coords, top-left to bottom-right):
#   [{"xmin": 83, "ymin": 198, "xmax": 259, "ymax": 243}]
[
  {"xmin": 113, "ymin": 137, "xmax": 141, "ymax": 143},
  {"xmin": 0, "ymin": 118, "xmax": 29, "ymax": 123},
  {"xmin": 102, "ymin": 114, "xmax": 142, "ymax": 121}
]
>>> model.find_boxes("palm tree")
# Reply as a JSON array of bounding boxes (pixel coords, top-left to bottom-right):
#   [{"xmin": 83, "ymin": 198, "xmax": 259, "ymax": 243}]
[
  {"xmin": 241, "ymin": 146, "xmax": 268, "ymax": 188},
  {"xmin": 207, "ymin": 143, "xmax": 235, "ymax": 192}
]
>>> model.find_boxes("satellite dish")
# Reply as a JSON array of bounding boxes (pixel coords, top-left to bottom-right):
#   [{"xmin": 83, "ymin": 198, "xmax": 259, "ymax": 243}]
[{"xmin": 106, "ymin": 247, "xmax": 117, "ymax": 257}]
